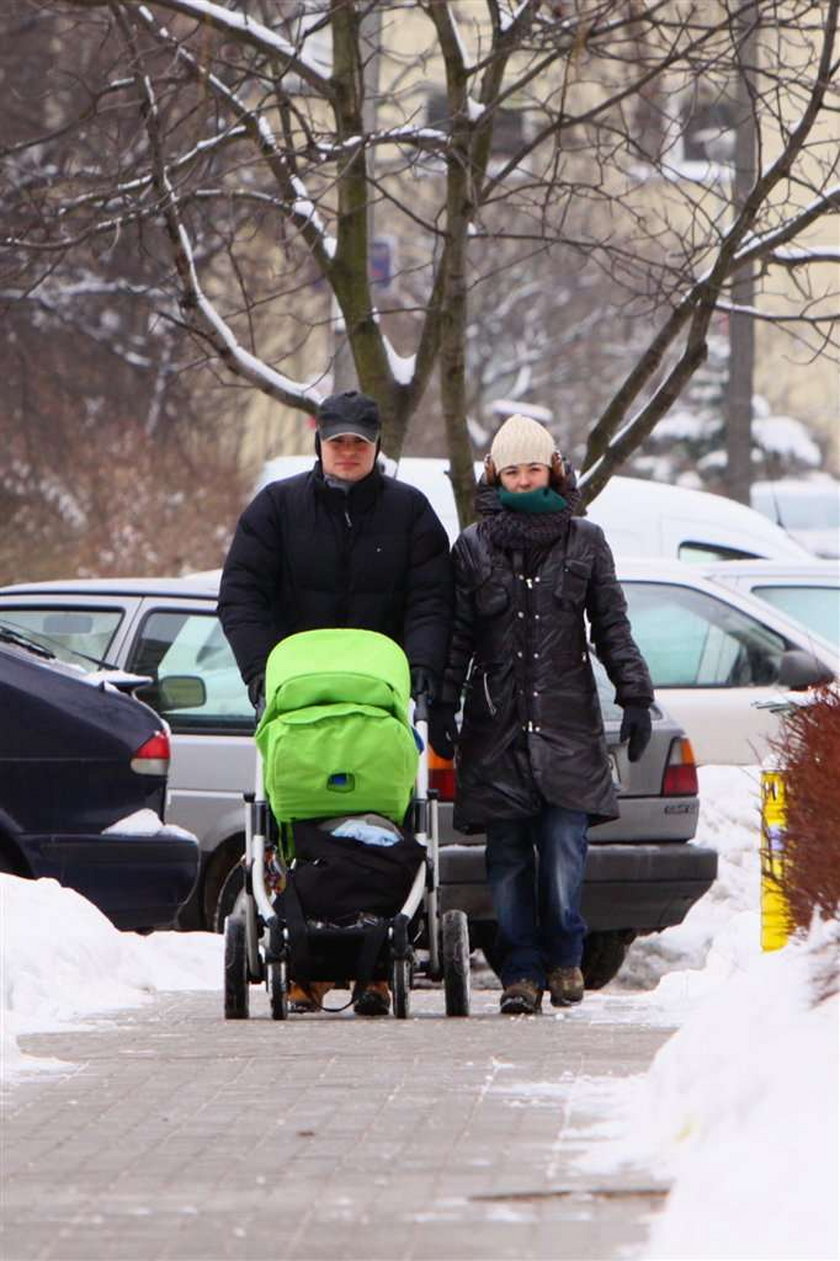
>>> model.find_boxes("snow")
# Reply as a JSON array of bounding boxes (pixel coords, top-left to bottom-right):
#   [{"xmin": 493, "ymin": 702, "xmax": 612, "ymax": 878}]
[{"xmin": 1, "ymin": 766, "xmax": 837, "ymax": 1257}]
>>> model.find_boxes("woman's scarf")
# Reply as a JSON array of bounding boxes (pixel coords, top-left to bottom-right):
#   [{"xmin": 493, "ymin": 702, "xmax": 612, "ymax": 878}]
[{"xmin": 475, "ymin": 478, "xmax": 578, "ymax": 550}]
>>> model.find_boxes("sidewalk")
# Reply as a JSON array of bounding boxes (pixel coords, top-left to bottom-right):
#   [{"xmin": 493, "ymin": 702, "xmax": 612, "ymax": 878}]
[{"xmin": 1, "ymin": 986, "xmax": 672, "ymax": 1261}]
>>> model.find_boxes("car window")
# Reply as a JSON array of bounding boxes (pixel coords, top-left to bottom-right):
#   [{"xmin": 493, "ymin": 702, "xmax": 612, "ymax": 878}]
[
  {"xmin": 0, "ymin": 606, "xmax": 123, "ymax": 669},
  {"xmin": 678, "ymin": 542, "xmax": 760, "ymax": 563},
  {"xmin": 128, "ymin": 609, "xmax": 253, "ymax": 732},
  {"xmin": 751, "ymin": 584, "xmax": 840, "ymax": 648},
  {"xmin": 623, "ymin": 582, "xmax": 787, "ymax": 687}
]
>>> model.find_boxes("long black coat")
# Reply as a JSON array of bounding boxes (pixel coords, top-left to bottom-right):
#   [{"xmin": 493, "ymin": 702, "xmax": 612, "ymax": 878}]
[
  {"xmin": 218, "ymin": 464, "xmax": 453, "ymax": 688},
  {"xmin": 440, "ymin": 508, "xmax": 653, "ymax": 829}
]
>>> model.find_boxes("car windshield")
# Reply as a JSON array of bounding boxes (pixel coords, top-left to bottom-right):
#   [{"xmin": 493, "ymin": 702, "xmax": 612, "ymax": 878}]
[
  {"xmin": 0, "ymin": 609, "xmax": 123, "ymax": 669},
  {"xmin": 751, "ymin": 585, "xmax": 840, "ymax": 649}
]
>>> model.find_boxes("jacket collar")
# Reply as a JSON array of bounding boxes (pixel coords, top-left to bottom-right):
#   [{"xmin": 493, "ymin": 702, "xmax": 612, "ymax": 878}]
[{"xmin": 311, "ymin": 461, "xmax": 384, "ymax": 513}]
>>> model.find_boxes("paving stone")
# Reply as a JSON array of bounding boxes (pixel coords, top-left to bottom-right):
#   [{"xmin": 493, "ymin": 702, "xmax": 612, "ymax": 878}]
[{"xmin": 1, "ymin": 986, "xmax": 672, "ymax": 1260}]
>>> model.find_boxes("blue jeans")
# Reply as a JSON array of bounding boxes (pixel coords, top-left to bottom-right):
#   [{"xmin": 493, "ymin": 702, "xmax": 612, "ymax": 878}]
[{"xmin": 485, "ymin": 805, "xmax": 589, "ymax": 987}]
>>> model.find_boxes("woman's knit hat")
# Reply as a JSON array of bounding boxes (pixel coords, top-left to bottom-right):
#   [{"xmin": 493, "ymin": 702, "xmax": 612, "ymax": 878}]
[{"xmin": 489, "ymin": 413, "xmax": 555, "ymax": 470}]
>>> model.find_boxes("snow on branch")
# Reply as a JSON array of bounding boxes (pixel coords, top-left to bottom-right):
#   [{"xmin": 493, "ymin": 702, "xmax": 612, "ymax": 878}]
[
  {"xmin": 135, "ymin": 6, "xmax": 337, "ymax": 269},
  {"xmin": 118, "ymin": 0, "xmax": 331, "ymax": 91},
  {"xmin": 116, "ymin": 6, "xmax": 323, "ymax": 413}
]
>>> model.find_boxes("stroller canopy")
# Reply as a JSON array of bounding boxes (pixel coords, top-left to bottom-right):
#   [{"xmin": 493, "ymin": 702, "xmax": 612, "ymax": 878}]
[
  {"xmin": 262, "ymin": 628, "xmax": 412, "ymax": 725},
  {"xmin": 256, "ymin": 629, "xmax": 418, "ymax": 826}
]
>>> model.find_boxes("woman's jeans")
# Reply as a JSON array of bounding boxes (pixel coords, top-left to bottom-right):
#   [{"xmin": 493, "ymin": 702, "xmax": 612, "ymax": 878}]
[{"xmin": 485, "ymin": 805, "xmax": 589, "ymax": 987}]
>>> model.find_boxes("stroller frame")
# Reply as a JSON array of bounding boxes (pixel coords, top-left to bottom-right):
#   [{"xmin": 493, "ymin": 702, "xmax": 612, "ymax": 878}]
[{"xmin": 223, "ymin": 696, "xmax": 471, "ymax": 1020}]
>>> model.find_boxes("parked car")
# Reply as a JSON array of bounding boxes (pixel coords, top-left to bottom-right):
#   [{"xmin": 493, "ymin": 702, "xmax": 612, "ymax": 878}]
[
  {"xmin": 0, "ymin": 627, "xmax": 199, "ymax": 931},
  {"xmin": 701, "ymin": 559, "xmax": 839, "ymax": 650},
  {"xmin": 259, "ymin": 455, "xmax": 814, "ymax": 560},
  {"xmin": 751, "ymin": 477, "xmax": 840, "ymax": 559},
  {"xmin": 615, "ymin": 560, "xmax": 837, "ymax": 764},
  {"xmin": 0, "ymin": 575, "xmax": 717, "ymax": 986}
]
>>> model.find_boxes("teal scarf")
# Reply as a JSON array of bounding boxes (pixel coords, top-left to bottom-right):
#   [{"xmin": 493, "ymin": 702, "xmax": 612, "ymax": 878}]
[{"xmin": 498, "ymin": 486, "xmax": 568, "ymax": 515}]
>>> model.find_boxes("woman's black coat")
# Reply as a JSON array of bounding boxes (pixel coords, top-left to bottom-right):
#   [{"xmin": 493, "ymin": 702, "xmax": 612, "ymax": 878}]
[
  {"xmin": 440, "ymin": 508, "xmax": 654, "ymax": 829},
  {"xmin": 218, "ymin": 464, "xmax": 453, "ymax": 688}
]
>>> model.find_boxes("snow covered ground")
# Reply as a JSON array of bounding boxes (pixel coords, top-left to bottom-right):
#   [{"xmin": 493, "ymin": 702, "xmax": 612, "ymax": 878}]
[{"xmin": 1, "ymin": 765, "xmax": 837, "ymax": 1258}]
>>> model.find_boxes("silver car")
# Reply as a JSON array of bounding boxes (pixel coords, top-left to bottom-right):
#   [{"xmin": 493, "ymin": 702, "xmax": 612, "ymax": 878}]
[{"xmin": 0, "ymin": 573, "xmax": 716, "ymax": 987}]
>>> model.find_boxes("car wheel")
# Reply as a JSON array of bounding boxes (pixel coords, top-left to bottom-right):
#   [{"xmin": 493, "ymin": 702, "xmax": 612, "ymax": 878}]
[
  {"xmin": 580, "ymin": 930, "xmax": 637, "ymax": 990},
  {"xmin": 213, "ymin": 860, "xmax": 245, "ymax": 933},
  {"xmin": 204, "ymin": 839, "xmax": 245, "ymax": 931}
]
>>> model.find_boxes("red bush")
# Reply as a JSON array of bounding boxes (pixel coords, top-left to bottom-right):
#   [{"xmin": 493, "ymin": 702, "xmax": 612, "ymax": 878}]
[{"xmin": 772, "ymin": 687, "xmax": 840, "ymax": 932}]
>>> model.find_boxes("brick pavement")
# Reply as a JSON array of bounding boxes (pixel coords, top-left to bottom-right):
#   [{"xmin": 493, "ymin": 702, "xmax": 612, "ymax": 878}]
[{"xmin": 1, "ymin": 984, "xmax": 673, "ymax": 1261}]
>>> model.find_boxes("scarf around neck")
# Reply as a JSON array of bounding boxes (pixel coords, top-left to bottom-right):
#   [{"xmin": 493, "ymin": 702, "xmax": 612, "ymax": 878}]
[{"xmin": 475, "ymin": 479, "xmax": 577, "ymax": 550}]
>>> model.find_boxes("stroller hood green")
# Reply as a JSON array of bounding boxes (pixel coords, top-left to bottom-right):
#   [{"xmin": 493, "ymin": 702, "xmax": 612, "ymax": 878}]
[{"xmin": 256, "ymin": 629, "xmax": 418, "ymax": 826}]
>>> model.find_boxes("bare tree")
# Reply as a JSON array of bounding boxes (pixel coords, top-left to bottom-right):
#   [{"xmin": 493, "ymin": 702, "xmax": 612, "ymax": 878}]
[{"xmin": 3, "ymin": 0, "xmax": 838, "ymax": 529}]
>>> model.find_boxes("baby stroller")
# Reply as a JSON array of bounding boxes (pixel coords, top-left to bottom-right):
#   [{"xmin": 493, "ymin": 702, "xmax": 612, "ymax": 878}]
[{"xmin": 223, "ymin": 628, "xmax": 471, "ymax": 1020}]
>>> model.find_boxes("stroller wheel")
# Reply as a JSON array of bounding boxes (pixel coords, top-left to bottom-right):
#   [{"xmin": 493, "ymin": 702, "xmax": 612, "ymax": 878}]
[
  {"xmin": 442, "ymin": 910, "xmax": 470, "ymax": 1017},
  {"xmin": 223, "ymin": 915, "xmax": 250, "ymax": 1020},
  {"xmin": 269, "ymin": 961, "xmax": 289, "ymax": 1020},
  {"xmin": 391, "ymin": 957, "xmax": 411, "ymax": 1019}
]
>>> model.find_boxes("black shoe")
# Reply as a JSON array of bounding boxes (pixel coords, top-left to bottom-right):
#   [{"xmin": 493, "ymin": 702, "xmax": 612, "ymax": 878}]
[
  {"xmin": 499, "ymin": 979, "xmax": 543, "ymax": 1015},
  {"xmin": 353, "ymin": 983, "xmax": 391, "ymax": 1017}
]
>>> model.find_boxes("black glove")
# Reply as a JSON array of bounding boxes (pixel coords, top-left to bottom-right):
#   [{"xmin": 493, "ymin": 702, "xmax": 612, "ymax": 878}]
[
  {"xmin": 247, "ymin": 672, "xmax": 265, "ymax": 714},
  {"xmin": 428, "ymin": 702, "xmax": 459, "ymax": 761},
  {"xmin": 619, "ymin": 704, "xmax": 652, "ymax": 763},
  {"xmin": 410, "ymin": 666, "xmax": 438, "ymax": 703}
]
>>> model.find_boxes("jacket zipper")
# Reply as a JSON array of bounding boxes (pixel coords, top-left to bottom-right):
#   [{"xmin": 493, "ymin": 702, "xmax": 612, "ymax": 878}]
[{"xmin": 482, "ymin": 671, "xmax": 497, "ymax": 716}]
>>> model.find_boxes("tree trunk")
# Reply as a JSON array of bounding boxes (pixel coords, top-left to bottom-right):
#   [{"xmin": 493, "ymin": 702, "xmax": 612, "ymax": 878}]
[{"xmin": 724, "ymin": 3, "xmax": 758, "ymax": 505}]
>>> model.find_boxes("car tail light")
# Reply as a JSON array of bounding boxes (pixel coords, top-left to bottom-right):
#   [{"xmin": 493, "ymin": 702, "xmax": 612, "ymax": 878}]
[
  {"xmin": 428, "ymin": 748, "xmax": 456, "ymax": 801},
  {"xmin": 131, "ymin": 730, "xmax": 171, "ymax": 776},
  {"xmin": 662, "ymin": 736, "xmax": 698, "ymax": 796}
]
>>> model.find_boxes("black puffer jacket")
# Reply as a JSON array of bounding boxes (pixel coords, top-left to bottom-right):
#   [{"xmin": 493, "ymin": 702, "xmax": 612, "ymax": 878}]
[
  {"xmin": 218, "ymin": 464, "xmax": 453, "ymax": 687},
  {"xmin": 440, "ymin": 496, "xmax": 654, "ymax": 829}
]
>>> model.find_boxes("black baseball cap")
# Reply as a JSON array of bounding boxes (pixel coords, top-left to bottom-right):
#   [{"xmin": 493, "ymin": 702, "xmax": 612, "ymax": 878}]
[{"xmin": 316, "ymin": 390, "xmax": 380, "ymax": 443}]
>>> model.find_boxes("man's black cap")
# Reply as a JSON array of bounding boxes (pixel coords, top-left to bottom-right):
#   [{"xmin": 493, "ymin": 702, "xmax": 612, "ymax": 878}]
[{"xmin": 316, "ymin": 390, "xmax": 380, "ymax": 443}]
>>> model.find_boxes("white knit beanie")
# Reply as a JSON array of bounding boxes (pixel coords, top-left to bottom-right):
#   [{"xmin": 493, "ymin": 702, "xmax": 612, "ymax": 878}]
[{"xmin": 489, "ymin": 413, "xmax": 555, "ymax": 470}]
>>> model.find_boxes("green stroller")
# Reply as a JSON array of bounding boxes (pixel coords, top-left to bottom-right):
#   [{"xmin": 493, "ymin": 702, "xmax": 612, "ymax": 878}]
[{"xmin": 223, "ymin": 627, "xmax": 471, "ymax": 1019}]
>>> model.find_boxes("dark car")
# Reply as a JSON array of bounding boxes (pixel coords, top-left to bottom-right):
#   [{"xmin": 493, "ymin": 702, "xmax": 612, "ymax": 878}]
[
  {"xmin": 0, "ymin": 629, "xmax": 199, "ymax": 931},
  {"xmin": 0, "ymin": 577, "xmax": 717, "ymax": 986}
]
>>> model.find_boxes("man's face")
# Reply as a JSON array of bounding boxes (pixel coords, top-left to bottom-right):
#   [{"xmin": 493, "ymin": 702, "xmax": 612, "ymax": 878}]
[
  {"xmin": 499, "ymin": 463, "xmax": 551, "ymax": 492},
  {"xmin": 320, "ymin": 434, "xmax": 377, "ymax": 482}
]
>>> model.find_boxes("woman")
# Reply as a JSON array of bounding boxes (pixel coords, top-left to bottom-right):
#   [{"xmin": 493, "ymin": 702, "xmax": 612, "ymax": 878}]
[{"xmin": 430, "ymin": 414, "xmax": 654, "ymax": 1015}]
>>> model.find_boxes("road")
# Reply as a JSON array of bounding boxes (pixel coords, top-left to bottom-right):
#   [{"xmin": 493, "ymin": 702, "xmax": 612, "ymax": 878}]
[{"xmin": 1, "ymin": 981, "xmax": 673, "ymax": 1261}]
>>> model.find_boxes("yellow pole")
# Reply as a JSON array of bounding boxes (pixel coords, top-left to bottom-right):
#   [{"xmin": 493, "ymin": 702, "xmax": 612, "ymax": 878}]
[{"xmin": 760, "ymin": 771, "xmax": 792, "ymax": 951}]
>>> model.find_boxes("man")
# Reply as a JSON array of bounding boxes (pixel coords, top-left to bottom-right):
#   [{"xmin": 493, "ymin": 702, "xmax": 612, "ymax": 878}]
[{"xmin": 218, "ymin": 389, "xmax": 453, "ymax": 1015}]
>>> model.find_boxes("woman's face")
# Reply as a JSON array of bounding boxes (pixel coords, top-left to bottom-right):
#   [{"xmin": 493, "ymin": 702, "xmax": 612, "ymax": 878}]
[{"xmin": 498, "ymin": 463, "xmax": 551, "ymax": 492}]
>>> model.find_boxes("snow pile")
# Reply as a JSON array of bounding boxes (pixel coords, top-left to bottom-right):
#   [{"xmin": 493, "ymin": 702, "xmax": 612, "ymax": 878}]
[
  {"xmin": 581, "ymin": 920, "xmax": 839, "ymax": 1261},
  {"xmin": 616, "ymin": 764, "xmax": 763, "ymax": 995},
  {"xmin": 0, "ymin": 874, "xmax": 222, "ymax": 1081},
  {"xmin": 578, "ymin": 764, "xmax": 840, "ymax": 1260}
]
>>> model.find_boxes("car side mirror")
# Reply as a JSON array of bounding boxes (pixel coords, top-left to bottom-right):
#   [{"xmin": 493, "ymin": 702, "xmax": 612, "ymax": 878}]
[
  {"xmin": 776, "ymin": 649, "xmax": 834, "ymax": 691},
  {"xmin": 136, "ymin": 675, "xmax": 207, "ymax": 712}
]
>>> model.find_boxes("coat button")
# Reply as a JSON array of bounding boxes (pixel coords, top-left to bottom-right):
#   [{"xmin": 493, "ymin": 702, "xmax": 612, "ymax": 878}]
[
  {"xmin": 533, "ymin": 690, "xmax": 539, "ymax": 697},
  {"xmin": 533, "ymin": 652, "xmax": 539, "ymax": 659},
  {"xmin": 517, "ymin": 611, "xmax": 524, "ymax": 618},
  {"xmin": 517, "ymin": 650, "xmax": 523, "ymax": 658}
]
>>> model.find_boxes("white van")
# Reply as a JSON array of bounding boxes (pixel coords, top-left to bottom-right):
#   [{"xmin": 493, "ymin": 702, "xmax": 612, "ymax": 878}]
[{"xmin": 259, "ymin": 455, "xmax": 812, "ymax": 561}]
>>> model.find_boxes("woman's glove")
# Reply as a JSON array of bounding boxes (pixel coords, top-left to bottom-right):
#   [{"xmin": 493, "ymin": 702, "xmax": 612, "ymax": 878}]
[
  {"xmin": 619, "ymin": 704, "xmax": 652, "ymax": 763},
  {"xmin": 428, "ymin": 703, "xmax": 459, "ymax": 760}
]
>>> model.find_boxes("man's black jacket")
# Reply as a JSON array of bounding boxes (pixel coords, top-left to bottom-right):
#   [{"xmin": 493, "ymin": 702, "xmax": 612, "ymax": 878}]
[{"xmin": 218, "ymin": 464, "xmax": 453, "ymax": 688}]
